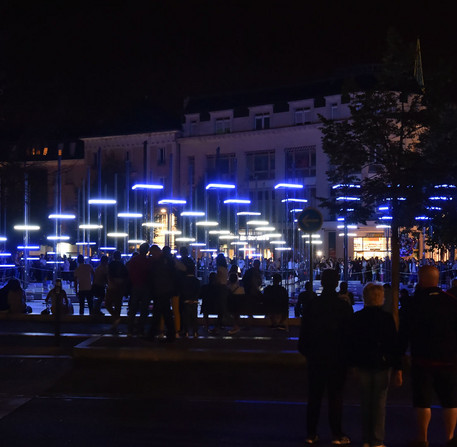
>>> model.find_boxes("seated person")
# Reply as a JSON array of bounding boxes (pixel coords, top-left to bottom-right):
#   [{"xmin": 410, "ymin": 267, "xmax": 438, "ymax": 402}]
[{"xmin": 45, "ymin": 278, "xmax": 72, "ymax": 315}]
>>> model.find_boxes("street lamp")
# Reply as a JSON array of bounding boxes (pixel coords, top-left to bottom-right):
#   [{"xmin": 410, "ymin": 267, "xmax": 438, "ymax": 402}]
[
  {"xmin": 275, "ymin": 183, "xmax": 304, "ymax": 279},
  {"xmin": 88, "ymin": 198, "xmax": 117, "ymax": 251}
]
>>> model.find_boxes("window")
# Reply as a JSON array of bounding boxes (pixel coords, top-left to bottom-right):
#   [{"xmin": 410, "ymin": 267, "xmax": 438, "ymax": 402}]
[
  {"xmin": 190, "ymin": 121, "xmax": 198, "ymax": 136},
  {"xmin": 255, "ymin": 113, "xmax": 270, "ymax": 130},
  {"xmin": 246, "ymin": 150, "xmax": 275, "ymax": 181},
  {"xmin": 157, "ymin": 147, "xmax": 166, "ymax": 165},
  {"xmin": 206, "ymin": 153, "xmax": 236, "ymax": 181},
  {"xmin": 215, "ymin": 117, "xmax": 231, "ymax": 134},
  {"xmin": 285, "ymin": 146, "xmax": 316, "ymax": 178},
  {"xmin": 294, "ymin": 107, "xmax": 311, "ymax": 125}
]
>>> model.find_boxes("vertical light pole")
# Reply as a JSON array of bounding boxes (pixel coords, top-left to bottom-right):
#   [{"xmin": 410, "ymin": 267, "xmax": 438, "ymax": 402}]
[
  {"xmin": 334, "ymin": 183, "xmax": 361, "ymax": 281},
  {"xmin": 275, "ymin": 183, "xmax": 304, "ymax": 279},
  {"xmin": 88, "ymin": 199, "xmax": 116, "ymax": 254},
  {"xmin": 223, "ymin": 199, "xmax": 250, "ymax": 258},
  {"xmin": 132, "ymin": 184, "xmax": 164, "ymax": 243},
  {"xmin": 205, "ymin": 183, "xmax": 236, "ymax": 251}
]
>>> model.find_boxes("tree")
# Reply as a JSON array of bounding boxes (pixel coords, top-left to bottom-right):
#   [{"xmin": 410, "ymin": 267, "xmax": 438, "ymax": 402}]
[
  {"xmin": 418, "ymin": 71, "xmax": 457, "ymax": 256},
  {"xmin": 319, "ymin": 53, "xmax": 427, "ymax": 325}
]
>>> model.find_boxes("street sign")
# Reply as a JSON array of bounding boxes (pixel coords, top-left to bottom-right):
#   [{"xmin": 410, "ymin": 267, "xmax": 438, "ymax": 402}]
[{"xmin": 297, "ymin": 208, "xmax": 323, "ymax": 233}]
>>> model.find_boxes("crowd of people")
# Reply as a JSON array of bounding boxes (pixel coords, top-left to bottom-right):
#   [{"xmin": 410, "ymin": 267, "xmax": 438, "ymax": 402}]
[
  {"xmin": 298, "ymin": 265, "xmax": 457, "ymax": 447},
  {"xmin": 0, "ymin": 246, "xmax": 292, "ymax": 338},
  {"xmin": 3, "ymin": 247, "xmax": 457, "ymax": 445}
]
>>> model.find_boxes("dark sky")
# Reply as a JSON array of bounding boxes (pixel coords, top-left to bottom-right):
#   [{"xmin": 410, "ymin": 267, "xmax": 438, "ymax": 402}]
[{"xmin": 0, "ymin": 0, "xmax": 455, "ymax": 139}]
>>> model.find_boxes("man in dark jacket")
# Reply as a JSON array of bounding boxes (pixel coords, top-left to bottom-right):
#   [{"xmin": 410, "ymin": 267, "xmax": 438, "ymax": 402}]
[
  {"xmin": 400, "ymin": 265, "xmax": 457, "ymax": 447},
  {"xmin": 148, "ymin": 245, "xmax": 176, "ymax": 342},
  {"xmin": 349, "ymin": 283, "xmax": 403, "ymax": 447},
  {"xmin": 298, "ymin": 268, "xmax": 353, "ymax": 445}
]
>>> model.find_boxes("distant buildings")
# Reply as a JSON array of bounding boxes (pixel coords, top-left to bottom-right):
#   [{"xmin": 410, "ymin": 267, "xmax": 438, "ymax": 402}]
[{"xmin": 3, "ymin": 72, "xmax": 399, "ymax": 261}]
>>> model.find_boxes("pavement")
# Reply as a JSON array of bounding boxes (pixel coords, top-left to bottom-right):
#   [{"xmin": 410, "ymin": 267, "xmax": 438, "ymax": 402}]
[{"xmin": 0, "ymin": 308, "xmax": 453, "ymax": 446}]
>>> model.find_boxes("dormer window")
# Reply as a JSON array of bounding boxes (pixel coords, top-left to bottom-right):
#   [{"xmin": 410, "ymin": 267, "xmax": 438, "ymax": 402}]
[
  {"xmin": 215, "ymin": 117, "xmax": 231, "ymax": 134},
  {"xmin": 190, "ymin": 120, "xmax": 198, "ymax": 136},
  {"xmin": 295, "ymin": 107, "xmax": 311, "ymax": 125},
  {"xmin": 255, "ymin": 113, "xmax": 270, "ymax": 130}
]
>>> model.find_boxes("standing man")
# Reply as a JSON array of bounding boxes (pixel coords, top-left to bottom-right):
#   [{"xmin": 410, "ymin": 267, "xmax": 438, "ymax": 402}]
[
  {"xmin": 242, "ymin": 258, "xmax": 263, "ymax": 319},
  {"xmin": 298, "ymin": 268, "xmax": 353, "ymax": 445},
  {"xmin": 73, "ymin": 254, "xmax": 94, "ymax": 315},
  {"xmin": 105, "ymin": 250, "xmax": 128, "ymax": 333},
  {"xmin": 148, "ymin": 245, "xmax": 176, "ymax": 342},
  {"xmin": 126, "ymin": 242, "xmax": 151, "ymax": 336},
  {"xmin": 400, "ymin": 265, "xmax": 457, "ymax": 447}
]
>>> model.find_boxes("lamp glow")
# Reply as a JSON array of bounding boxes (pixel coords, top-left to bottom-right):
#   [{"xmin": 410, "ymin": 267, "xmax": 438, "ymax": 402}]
[
  {"xmin": 281, "ymin": 198, "xmax": 308, "ymax": 203},
  {"xmin": 175, "ymin": 237, "xmax": 196, "ymax": 242},
  {"xmin": 223, "ymin": 199, "xmax": 251, "ymax": 204},
  {"xmin": 158, "ymin": 199, "xmax": 187, "ymax": 205},
  {"xmin": 181, "ymin": 211, "xmax": 205, "ymax": 217},
  {"xmin": 274, "ymin": 183, "xmax": 303, "ymax": 189},
  {"xmin": 47, "ymin": 235, "xmax": 70, "ymax": 241},
  {"xmin": 17, "ymin": 245, "xmax": 40, "ymax": 250},
  {"xmin": 142, "ymin": 222, "xmax": 165, "ymax": 228},
  {"xmin": 246, "ymin": 220, "xmax": 269, "ymax": 226},
  {"xmin": 205, "ymin": 183, "xmax": 236, "ymax": 190},
  {"xmin": 196, "ymin": 221, "xmax": 219, "ymax": 227},
  {"xmin": 14, "ymin": 225, "xmax": 40, "ymax": 231},
  {"xmin": 79, "ymin": 224, "xmax": 103, "ymax": 229},
  {"xmin": 131, "ymin": 184, "xmax": 164, "ymax": 190},
  {"xmin": 162, "ymin": 230, "xmax": 182, "ymax": 235},
  {"xmin": 107, "ymin": 232, "xmax": 128, "ymax": 238},
  {"xmin": 118, "ymin": 212, "xmax": 143, "ymax": 218},
  {"xmin": 237, "ymin": 211, "xmax": 262, "ymax": 216},
  {"xmin": 88, "ymin": 199, "xmax": 116, "ymax": 205},
  {"xmin": 48, "ymin": 213, "xmax": 76, "ymax": 219},
  {"xmin": 128, "ymin": 239, "xmax": 146, "ymax": 244}
]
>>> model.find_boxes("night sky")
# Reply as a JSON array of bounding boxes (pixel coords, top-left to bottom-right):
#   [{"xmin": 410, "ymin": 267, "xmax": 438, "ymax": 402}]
[{"xmin": 0, "ymin": 1, "xmax": 455, "ymax": 140}]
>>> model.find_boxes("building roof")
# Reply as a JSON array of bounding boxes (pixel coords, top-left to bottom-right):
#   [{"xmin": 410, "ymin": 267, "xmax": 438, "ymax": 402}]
[{"xmin": 183, "ymin": 66, "xmax": 380, "ymax": 119}]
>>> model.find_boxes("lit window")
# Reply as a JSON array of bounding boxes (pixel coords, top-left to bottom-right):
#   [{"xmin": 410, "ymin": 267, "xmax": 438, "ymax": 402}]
[{"xmin": 285, "ymin": 146, "xmax": 316, "ymax": 178}]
